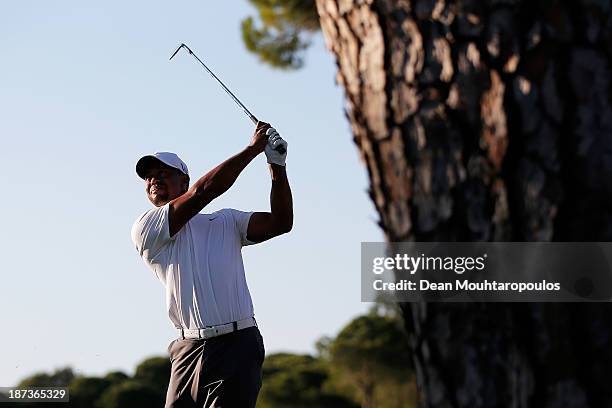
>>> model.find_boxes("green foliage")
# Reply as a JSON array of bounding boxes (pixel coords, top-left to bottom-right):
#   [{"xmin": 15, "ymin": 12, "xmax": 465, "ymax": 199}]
[
  {"xmin": 258, "ymin": 353, "xmax": 358, "ymax": 408},
  {"xmin": 95, "ymin": 380, "xmax": 164, "ymax": 408},
  {"xmin": 331, "ymin": 314, "xmax": 411, "ymax": 378},
  {"xmin": 69, "ymin": 377, "xmax": 112, "ymax": 408},
  {"xmin": 314, "ymin": 335, "xmax": 332, "ymax": 360},
  {"xmin": 17, "ymin": 367, "xmax": 75, "ymax": 387},
  {"xmin": 132, "ymin": 356, "xmax": 171, "ymax": 391},
  {"xmin": 375, "ymin": 379, "xmax": 418, "ymax": 408},
  {"xmin": 330, "ymin": 314, "xmax": 413, "ymax": 407},
  {"xmin": 10, "ymin": 360, "xmax": 168, "ymax": 408},
  {"xmin": 241, "ymin": 0, "xmax": 319, "ymax": 69},
  {"xmin": 103, "ymin": 371, "xmax": 129, "ymax": 384},
  {"xmin": 10, "ymin": 309, "xmax": 415, "ymax": 408}
]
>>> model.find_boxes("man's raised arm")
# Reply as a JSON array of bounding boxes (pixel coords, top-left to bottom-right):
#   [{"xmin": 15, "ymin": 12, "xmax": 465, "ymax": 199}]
[
  {"xmin": 246, "ymin": 129, "xmax": 293, "ymax": 243},
  {"xmin": 168, "ymin": 121, "xmax": 271, "ymax": 236}
]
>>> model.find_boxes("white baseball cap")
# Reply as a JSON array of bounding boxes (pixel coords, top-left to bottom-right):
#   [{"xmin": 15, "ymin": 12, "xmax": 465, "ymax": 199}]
[{"xmin": 136, "ymin": 152, "xmax": 189, "ymax": 179}]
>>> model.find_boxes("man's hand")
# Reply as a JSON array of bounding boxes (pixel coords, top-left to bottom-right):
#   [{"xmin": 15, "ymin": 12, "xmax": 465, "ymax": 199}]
[
  {"xmin": 265, "ymin": 128, "xmax": 288, "ymax": 167},
  {"xmin": 250, "ymin": 121, "xmax": 272, "ymax": 153}
]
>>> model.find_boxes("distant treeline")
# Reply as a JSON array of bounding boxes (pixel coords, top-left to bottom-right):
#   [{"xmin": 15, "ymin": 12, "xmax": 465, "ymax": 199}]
[{"xmin": 4, "ymin": 305, "xmax": 415, "ymax": 408}]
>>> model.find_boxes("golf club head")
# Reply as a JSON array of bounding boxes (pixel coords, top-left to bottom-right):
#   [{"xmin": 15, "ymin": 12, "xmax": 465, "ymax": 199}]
[{"xmin": 169, "ymin": 43, "xmax": 186, "ymax": 61}]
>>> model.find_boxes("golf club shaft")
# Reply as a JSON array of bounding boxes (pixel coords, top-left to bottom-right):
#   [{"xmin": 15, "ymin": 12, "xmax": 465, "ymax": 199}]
[
  {"xmin": 170, "ymin": 44, "xmax": 286, "ymax": 155},
  {"xmin": 171, "ymin": 44, "xmax": 258, "ymax": 125}
]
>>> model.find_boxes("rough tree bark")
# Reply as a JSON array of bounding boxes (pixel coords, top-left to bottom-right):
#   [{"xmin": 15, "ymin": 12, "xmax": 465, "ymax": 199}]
[{"xmin": 315, "ymin": 0, "xmax": 612, "ymax": 407}]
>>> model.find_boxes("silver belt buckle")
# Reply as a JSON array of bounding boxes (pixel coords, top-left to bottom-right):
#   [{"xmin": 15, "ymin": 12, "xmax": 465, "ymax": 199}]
[{"xmin": 201, "ymin": 327, "xmax": 218, "ymax": 339}]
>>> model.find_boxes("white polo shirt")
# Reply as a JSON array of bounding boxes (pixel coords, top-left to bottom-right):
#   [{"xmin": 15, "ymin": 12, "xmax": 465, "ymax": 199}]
[{"xmin": 131, "ymin": 204, "xmax": 256, "ymax": 329}]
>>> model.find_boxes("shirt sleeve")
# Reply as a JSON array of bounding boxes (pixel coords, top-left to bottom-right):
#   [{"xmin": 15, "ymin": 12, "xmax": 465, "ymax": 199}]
[
  {"xmin": 131, "ymin": 204, "xmax": 175, "ymax": 259},
  {"xmin": 226, "ymin": 208, "xmax": 255, "ymax": 246}
]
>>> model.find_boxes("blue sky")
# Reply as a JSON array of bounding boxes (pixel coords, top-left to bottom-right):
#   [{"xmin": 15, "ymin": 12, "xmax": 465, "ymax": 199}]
[{"xmin": 0, "ymin": 1, "xmax": 382, "ymax": 386}]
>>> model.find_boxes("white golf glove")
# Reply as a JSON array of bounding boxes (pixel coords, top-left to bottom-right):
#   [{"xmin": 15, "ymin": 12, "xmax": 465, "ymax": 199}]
[{"xmin": 264, "ymin": 128, "xmax": 288, "ymax": 167}]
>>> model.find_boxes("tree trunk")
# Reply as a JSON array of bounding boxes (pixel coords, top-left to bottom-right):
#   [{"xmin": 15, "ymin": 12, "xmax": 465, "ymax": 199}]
[{"xmin": 315, "ymin": 0, "xmax": 612, "ymax": 406}]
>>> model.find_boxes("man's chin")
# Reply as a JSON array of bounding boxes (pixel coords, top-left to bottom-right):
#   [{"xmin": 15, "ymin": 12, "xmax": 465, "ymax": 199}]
[{"xmin": 149, "ymin": 194, "xmax": 170, "ymax": 207}]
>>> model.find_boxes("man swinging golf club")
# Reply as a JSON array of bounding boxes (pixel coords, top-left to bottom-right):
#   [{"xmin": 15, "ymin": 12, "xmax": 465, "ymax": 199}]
[{"xmin": 131, "ymin": 121, "xmax": 292, "ymax": 408}]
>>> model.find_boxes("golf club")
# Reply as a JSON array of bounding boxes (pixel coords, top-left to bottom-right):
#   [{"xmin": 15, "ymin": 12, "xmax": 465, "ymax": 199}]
[{"xmin": 170, "ymin": 43, "xmax": 286, "ymax": 154}]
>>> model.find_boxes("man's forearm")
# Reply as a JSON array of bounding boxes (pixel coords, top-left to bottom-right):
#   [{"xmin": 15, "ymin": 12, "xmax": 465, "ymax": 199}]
[
  {"xmin": 192, "ymin": 145, "xmax": 259, "ymax": 201},
  {"xmin": 270, "ymin": 164, "xmax": 293, "ymax": 232}
]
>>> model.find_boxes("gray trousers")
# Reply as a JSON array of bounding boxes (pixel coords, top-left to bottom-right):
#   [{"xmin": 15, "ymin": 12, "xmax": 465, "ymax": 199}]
[{"xmin": 165, "ymin": 326, "xmax": 265, "ymax": 408}]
